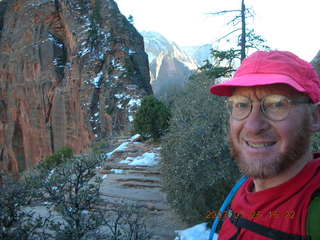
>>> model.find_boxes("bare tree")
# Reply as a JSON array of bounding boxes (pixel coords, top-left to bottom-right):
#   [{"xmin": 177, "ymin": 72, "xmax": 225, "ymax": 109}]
[
  {"xmin": 210, "ymin": 0, "xmax": 256, "ymax": 62},
  {"xmin": 240, "ymin": 0, "xmax": 246, "ymax": 61}
]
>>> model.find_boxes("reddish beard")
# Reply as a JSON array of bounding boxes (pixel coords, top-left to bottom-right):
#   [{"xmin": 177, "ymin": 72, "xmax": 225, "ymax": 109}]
[{"xmin": 229, "ymin": 116, "xmax": 312, "ymax": 179}]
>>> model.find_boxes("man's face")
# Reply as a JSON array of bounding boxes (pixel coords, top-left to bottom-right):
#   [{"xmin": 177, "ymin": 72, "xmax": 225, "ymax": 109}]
[{"xmin": 229, "ymin": 84, "xmax": 312, "ymax": 179}]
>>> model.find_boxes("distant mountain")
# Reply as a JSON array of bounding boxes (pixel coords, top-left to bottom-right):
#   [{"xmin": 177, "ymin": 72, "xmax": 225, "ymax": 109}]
[
  {"xmin": 181, "ymin": 44, "xmax": 213, "ymax": 66},
  {"xmin": 141, "ymin": 31, "xmax": 199, "ymax": 96},
  {"xmin": 141, "ymin": 31, "xmax": 172, "ymax": 63}
]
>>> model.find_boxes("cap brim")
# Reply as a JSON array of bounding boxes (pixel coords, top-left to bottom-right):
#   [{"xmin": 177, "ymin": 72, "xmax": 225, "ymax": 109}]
[{"xmin": 210, "ymin": 74, "xmax": 306, "ymax": 96}]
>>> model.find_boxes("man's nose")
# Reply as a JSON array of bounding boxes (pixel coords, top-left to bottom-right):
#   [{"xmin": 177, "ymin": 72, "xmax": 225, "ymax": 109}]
[{"xmin": 243, "ymin": 104, "xmax": 270, "ymax": 134}]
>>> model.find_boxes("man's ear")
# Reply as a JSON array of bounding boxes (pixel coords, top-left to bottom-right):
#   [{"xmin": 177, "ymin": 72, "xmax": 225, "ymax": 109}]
[{"xmin": 310, "ymin": 102, "xmax": 320, "ymax": 132}]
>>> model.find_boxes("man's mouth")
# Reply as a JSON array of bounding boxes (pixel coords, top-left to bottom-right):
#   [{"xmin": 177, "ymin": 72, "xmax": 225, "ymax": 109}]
[{"xmin": 245, "ymin": 141, "xmax": 276, "ymax": 148}]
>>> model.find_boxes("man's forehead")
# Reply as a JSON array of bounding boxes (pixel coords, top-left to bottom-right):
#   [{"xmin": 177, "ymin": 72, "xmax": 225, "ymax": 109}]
[{"xmin": 232, "ymin": 84, "xmax": 306, "ymax": 99}]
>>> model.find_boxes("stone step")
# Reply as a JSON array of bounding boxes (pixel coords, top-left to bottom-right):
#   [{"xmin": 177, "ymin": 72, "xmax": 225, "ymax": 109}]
[
  {"xmin": 128, "ymin": 170, "xmax": 161, "ymax": 176},
  {"xmin": 104, "ymin": 162, "xmax": 156, "ymax": 169},
  {"xmin": 120, "ymin": 183, "xmax": 162, "ymax": 189},
  {"xmin": 99, "ymin": 194, "xmax": 166, "ymax": 211},
  {"xmin": 100, "ymin": 175, "xmax": 161, "ymax": 190},
  {"xmin": 115, "ymin": 177, "xmax": 161, "ymax": 184},
  {"xmin": 100, "ymin": 176, "xmax": 166, "ymax": 203},
  {"xmin": 101, "ymin": 164, "xmax": 150, "ymax": 172}
]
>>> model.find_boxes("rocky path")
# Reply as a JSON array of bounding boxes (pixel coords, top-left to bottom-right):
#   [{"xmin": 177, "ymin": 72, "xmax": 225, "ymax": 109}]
[{"xmin": 98, "ymin": 136, "xmax": 188, "ymax": 240}]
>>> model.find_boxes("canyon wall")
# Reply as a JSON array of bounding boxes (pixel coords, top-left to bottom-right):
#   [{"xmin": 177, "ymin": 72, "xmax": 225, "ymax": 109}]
[{"xmin": 0, "ymin": 0, "xmax": 152, "ymax": 172}]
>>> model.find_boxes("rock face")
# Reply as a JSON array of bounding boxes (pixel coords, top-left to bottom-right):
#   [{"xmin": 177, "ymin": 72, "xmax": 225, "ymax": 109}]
[
  {"xmin": 0, "ymin": 0, "xmax": 152, "ymax": 173},
  {"xmin": 141, "ymin": 31, "xmax": 198, "ymax": 96}
]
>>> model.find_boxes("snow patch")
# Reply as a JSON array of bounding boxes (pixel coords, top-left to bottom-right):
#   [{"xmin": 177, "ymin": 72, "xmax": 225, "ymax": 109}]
[
  {"xmin": 115, "ymin": 93, "xmax": 125, "ymax": 99},
  {"xmin": 128, "ymin": 98, "xmax": 141, "ymax": 108},
  {"xmin": 128, "ymin": 49, "xmax": 136, "ymax": 55},
  {"xmin": 174, "ymin": 223, "xmax": 213, "ymax": 240},
  {"xmin": 104, "ymin": 134, "xmax": 142, "ymax": 159},
  {"xmin": 48, "ymin": 33, "xmax": 64, "ymax": 48},
  {"xmin": 129, "ymin": 134, "xmax": 141, "ymax": 142},
  {"xmin": 27, "ymin": 0, "xmax": 52, "ymax": 8},
  {"xmin": 120, "ymin": 152, "xmax": 159, "ymax": 166},
  {"xmin": 91, "ymin": 71, "xmax": 104, "ymax": 88},
  {"xmin": 79, "ymin": 48, "xmax": 90, "ymax": 57},
  {"xmin": 110, "ymin": 169, "xmax": 124, "ymax": 174},
  {"xmin": 105, "ymin": 142, "xmax": 130, "ymax": 158}
]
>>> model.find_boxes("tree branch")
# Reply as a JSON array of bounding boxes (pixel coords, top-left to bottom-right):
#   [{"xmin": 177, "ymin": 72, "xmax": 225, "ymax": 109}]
[
  {"xmin": 208, "ymin": 9, "xmax": 241, "ymax": 16},
  {"xmin": 216, "ymin": 28, "xmax": 242, "ymax": 42},
  {"xmin": 227, "ymin": 15, "xmax": 241, "ymax": 26}
]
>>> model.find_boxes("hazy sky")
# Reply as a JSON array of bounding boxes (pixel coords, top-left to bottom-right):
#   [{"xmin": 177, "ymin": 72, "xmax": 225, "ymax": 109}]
[{"xmin": 115, "ymin": 0, "xmax": 320, "ymax": 61}]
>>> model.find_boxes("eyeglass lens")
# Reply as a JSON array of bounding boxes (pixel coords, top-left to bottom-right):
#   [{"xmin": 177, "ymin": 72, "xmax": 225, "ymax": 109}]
[{"xmin": 226, "ymin": 95, "xmax": 292, "ymax": 121}]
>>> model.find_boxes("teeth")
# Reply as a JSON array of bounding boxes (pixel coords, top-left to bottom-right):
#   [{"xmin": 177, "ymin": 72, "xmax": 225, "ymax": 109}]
[{"xmin": 247, "ymin": 142, "xmax": 275, "ymax": 148}]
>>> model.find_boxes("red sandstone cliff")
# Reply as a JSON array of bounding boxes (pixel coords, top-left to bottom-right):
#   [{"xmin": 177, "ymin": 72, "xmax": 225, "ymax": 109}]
[{"xmin": 0, "ymin": 0, "xmax": 152, "ymax": 173}]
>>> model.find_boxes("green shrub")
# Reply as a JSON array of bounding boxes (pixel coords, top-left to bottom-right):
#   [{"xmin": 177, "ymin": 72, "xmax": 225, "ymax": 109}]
[
  {"xmin": 38, "ymin": 146, "xmax": 73, "ymax": 170},
  {"xmin": 91, "ymin": 139, "xmax": 109, "ymax": 155},
  {"xmin": 132, "ymin": 95, "xmax": 171, "ymax": 141},
  {"xmin": 161, "ymin": 72, "xmax": 240, "ymax": 224},
  {"xmin": 312, "ymin": 132, "xmax": 320, "ymax": 152}
]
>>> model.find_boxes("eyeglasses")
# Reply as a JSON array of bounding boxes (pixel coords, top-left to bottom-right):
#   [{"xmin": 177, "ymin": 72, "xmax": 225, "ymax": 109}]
[{"xmin": 225, "ymin": 95, "xmax": 311, "ymax": 121}]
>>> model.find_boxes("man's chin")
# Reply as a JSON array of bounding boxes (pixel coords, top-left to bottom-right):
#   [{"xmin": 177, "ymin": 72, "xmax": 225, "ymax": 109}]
[{"xmin": 234, "ymin": 155, "xmax": 282, "ymax": 179}]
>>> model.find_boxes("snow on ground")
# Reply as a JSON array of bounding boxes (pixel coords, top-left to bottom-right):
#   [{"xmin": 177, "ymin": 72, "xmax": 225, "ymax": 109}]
[
  {"xmin": 110, "ymin": 169, "xmax": 124, "ymax": 174},
  {"xmin": 129, "ymin": 134, "xmax": 141, "ymax": 141},
  {"xmin": 104, "ymin": 134, "xmax": 159, "ymax": 166},
  {"xmin": 105, "ymin": 141, "xmax": 130, "ymax": 158},
  {"xmin": 174, "ymin": 223, "xmax": 215, "ymax": 240},
  {"xmin": 105, "ymin": 134, "xmax": 144, "ymax": 159},
  {"xmin": 120, "ymin": 152, "xmax": 159, "ymax": 166}
]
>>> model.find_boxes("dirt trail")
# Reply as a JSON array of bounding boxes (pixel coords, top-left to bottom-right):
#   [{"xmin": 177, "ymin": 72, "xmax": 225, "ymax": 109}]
[{"xmin": 98, "ymin": 137, "xmax": 188, "ymax": 240}]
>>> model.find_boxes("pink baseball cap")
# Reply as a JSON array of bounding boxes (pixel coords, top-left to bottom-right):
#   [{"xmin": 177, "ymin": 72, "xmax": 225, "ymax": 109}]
[{"xmin": 210, "ymin": 50, "xmax": 320, "ymax": 103}]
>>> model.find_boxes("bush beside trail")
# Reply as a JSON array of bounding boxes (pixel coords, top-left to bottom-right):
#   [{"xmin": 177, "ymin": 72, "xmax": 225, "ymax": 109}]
[
  {"xmin": 132, "ymin": 95, "xmax": 171, "ymax": 141},
  {"xmin": 161, "ymin": 73, "xmax": 240, "ymax": 224},
  {"xmin": 37, "ymin": 146, "xmax": 73, "ymax": 170}
]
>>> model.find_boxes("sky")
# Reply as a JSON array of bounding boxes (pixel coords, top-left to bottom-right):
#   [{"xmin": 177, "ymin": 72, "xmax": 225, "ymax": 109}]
[{"xmin": 114, "ymin": 0, "xmax": 320, "ymax": 61}]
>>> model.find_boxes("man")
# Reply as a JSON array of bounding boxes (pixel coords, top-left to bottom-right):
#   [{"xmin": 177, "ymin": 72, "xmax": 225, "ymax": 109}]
[{"xmin": 210, "ymin": 50, "xmax": 320, "ymax": 239}]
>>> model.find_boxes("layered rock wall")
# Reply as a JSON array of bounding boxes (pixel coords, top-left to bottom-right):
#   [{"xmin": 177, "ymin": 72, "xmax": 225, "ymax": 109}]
[{"xmin": 0, "ymin": 0, "xmax": 152, "ymax": 173}]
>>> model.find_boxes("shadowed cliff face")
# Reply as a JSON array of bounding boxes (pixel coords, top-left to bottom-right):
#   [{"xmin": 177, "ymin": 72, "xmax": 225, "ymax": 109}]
[{"xmin": 0, "ymin": 0, "xmax": 152, "ymax": 173}]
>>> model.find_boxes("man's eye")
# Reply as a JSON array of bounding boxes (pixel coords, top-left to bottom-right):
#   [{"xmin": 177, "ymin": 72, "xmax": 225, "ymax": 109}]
[
  {"xmin": 234, "ymin": 102, "xmax": 249, "ymax": 108},
  {"xmin": 267, "ymin": 101, "xmax": 285, "ymax": 109},
  {"xmin": 274, "ymin": 101, "xmax": 285, "ymax": 107}
]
